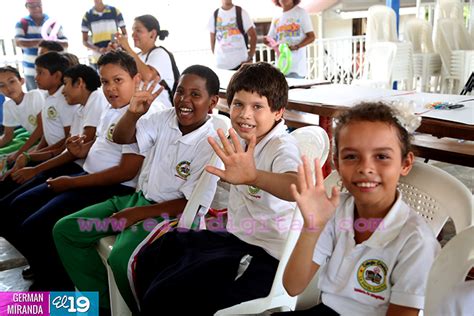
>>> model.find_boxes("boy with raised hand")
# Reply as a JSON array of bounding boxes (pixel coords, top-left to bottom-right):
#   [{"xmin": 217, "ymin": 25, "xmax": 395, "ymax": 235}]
[
  {"xmin": 1, "ymin": 54, "xmax": 140, "ymax": 290},
  {"xmin": 54, "ymin": 64, "xmax": 221, "ymax": 313},
  {"xmin": 134, "ymin": 62, "xmax": 301, "ymax": 315}
]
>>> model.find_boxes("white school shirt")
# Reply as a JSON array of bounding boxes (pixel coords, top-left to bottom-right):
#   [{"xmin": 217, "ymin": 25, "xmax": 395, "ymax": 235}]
[
  {"xmin": 208, "ymin": 6, "xmax": 255, "ymax": 70},
  {"xmin": 69, "ymin": 90, "xmax": 108, "ymax": 167},
  {"xmin": 313, "ymin": 193, "xmax": 440, "ymax": 316},
  {"xmin": 69, "ymin": 90, "xmax": 108, "ymax": 136},
  {"xmin": 267, "ymin": 6, "xmax": 313, "ymax": 77},
  {"xmin": 83, "ymin": 104, "xmax": 141, "ymax": 188},
  {"xmin": 226, "ymin": 120, "xmax": 300, "ymax": 260},
  {"xmin": 135, "ymin": 108, "xmax": 218, "ymax": 206},
  {"xmin": 138, "ymin": 48, "xmax": 174, "ymax": 109},
  {"xmin": 2, "ymin": 89, "xmax": 44, "ymax": 133},
  {"xmin": 41, "ymin": 86, "xmax": 79, "ymax": 146}
]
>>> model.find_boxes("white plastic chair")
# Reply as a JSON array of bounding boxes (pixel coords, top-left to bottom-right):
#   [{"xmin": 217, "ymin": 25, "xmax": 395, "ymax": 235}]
[
  {"xmin": 323, "ymin": 161, "xmax": 473, "ymax": 236},
  {"xmin": 434, "ymin": 18, "xmax": 474, "ymax": 93},
  {"xmin": 404, "ymin": 18, "xmax": 442, "ymax": 92},
  {"xmin": 96, "ymin": 114, "xmax": 227, "ymax": 316},
  {"xmin": 352, "ymin": 42, "xmax": 398, "ymax": 89},
  {"xmin": 214, "ymin": 126, "xmax": 330, "ymax": 315},
  {"xmin": 392, "ymin": 41, "xmax": 415, "ymax": 90},
  {"xmin": 366, "ymin": 5, "xmax": 398, "ymax": 49},
  {"xmin": 294, "ymin": 161, "xmax": 473, "ymax": 312},
  {"xmin": 424, "ymin": 225, "xmax": 474, "ymax": 315}
]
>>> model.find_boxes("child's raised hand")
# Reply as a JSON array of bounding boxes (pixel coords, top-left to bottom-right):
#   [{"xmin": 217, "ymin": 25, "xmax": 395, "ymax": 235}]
[
  {"xmin": 291, "ymin": 156, "xmax": 340, "ymax": 231},
  {"xmin": 129, "ymin": 79, "xmax": 163, "ymax": 115},
  {"xmin": 206, "ymin": 128, "xmax": 258, "ymax": 185}
]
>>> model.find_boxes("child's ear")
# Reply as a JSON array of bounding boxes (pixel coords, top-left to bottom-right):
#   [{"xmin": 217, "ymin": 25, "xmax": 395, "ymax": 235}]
[
  {"xmin": 400, "ymin": 152, "xmax": 414, "ymax": 176},
  {"xmin": 19, "ymin": 77, "xmax": 25, "ymax": 86},
  {"xmin": 133, "ymin": 73, "xmax": 141, "ymax": 85},
  {"xmin": 274, "ymin": 108, "xmax": 285, "ymax": 121},
  {"xmin": 208, "ymin": 95, "xmax": 219, "ymax": 112},
  {"xmin": 76, "ymin": 77, "xmax": 85, "ymax": 88}
]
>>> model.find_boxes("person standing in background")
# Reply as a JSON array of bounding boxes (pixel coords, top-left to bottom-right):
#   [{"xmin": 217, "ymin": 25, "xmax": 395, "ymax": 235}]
[
  {"xmin": 209, "ymin": 0, "xmax": 257, "ymax": 70},
  {"xmin": 81, "ymin": 0, "xmax": 127, "ymax": 70},
  {"xmin": 15, "ymin": 0, "xmax": 68, "ymax": 91},
  {"xmin": 265, "ymin": 0, "xmax": 315, "ymax": 78}
]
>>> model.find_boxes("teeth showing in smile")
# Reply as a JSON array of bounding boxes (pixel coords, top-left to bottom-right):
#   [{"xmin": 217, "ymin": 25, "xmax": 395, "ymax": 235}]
[
  {"xmin": 356, "ymin": 182, "xmax": 378, "ymax": 188},
  {"xmin": 239, "ymin": 123, "xmax": 255, "ymax": 128},
  {"xmin": 180, "ymin": 108, "xmax": 193, "ymax": 113}
]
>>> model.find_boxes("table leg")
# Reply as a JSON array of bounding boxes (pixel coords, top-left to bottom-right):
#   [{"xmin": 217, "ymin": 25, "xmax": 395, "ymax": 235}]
[{"xmin": 319, "ymin": 116, "xmax": 333, "ymax": 178}]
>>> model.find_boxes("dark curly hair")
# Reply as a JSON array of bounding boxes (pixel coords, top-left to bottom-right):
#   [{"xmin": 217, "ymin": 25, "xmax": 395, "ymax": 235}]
[
  {"xmin": 334, "ymin": 102, "xmax": 412, "ymax": 159},
  {"xmin": 272, "ymin": 0, "xmax": 301, "ymax": 7}
]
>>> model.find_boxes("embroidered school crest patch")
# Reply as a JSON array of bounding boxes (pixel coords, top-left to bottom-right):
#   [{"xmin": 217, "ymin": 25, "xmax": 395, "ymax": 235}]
[
  {"xmin": 175, "ymin": 161, "xmax": 191, "ymax": 180},
  {"xmin": 107, "ymin": 123, "xmax": 116, "ymax": 141},
  {"xmin": 357, "ymin": 259, "xmax": 388, "ymax": 293},
  {"xmin": 247, "ymin": 185, "xmax": 261, "ymax": 198},
  {"xmin": 28, "ymin": 114, "xmax": 37, "ymax": 126},
  {"xmin": 47, "ymin": 106, "xmax": 57, "ymax": 119}
]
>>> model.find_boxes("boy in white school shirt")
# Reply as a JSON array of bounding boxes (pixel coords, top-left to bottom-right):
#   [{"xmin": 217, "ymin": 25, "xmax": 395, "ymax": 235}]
[
  {"xmin": 54, "ymin": 64, "xmax": 221, "ymax": 313},
  {"xmin": 6, "ymin": 51, "xmax": 147, "ymax": 291},
  {"xmin": 281, "ymin": 102, "xmax": 440, "ymax": 316},
  {"xmin": 134, "ymin": 62, "xmax": 301, "ymax": 315},
  {"xmin": 0, "ymin": 66, "xmax": 44, "ymax": 159}
]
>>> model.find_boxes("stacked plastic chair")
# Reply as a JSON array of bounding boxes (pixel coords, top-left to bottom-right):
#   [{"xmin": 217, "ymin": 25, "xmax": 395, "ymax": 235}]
[
  {"xmin": 404, "ymin": 18, "xmax": 442, "ymax": 92},
  {"xmin": 434, "ymin": 18, "xmax": 474, "ymax": 94},
  {"xmin": 365, "ymin": 5, "xmax": 398, "ymax": 49}
]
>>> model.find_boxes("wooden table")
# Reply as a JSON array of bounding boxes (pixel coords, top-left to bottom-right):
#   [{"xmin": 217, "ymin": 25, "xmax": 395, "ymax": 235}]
[{"xmin": 218, "ymin": 84, "xmax": 474, "ymax": 169}]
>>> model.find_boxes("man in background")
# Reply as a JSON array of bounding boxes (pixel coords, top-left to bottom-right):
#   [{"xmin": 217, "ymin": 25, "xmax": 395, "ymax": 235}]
[{"xmin": 81, "ymin": 0, "xmax": 127, "ymax": 70}]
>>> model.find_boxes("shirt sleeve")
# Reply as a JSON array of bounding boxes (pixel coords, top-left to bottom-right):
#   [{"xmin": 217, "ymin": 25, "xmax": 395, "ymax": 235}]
[
  {"xmin": 299, "ymin": 8, "xmax": 314, "ymax": 33},
  {"xmin": 271, "ymin": 136, "xmax": 300, "ymax": 174},
  {"xmin": 135, "ymin": 111, "xmax": 161, "ymax": 154},
  {"xmin": 146, "ymin": 48, "xmax": 175, "ymax": 94},
  {"xmin": 312, "ymin": 214, "xmax": 336, "ymax": 265},
  {"xmin": 389, "ymin": 227, "xmax": 440, "ymax": 309},
  {"xmin": 81, "ymin": 12, "xmax": 90, "ymax": 32},
  {"xmin": 267, "ymin": 18, "xmax": 277, "ymax": 39},
  {"xmin": 58, "ymin": 100, "xmax": 77, "ymax": 127},
  {"xmin": 15, "ymin": 20, "xmax": 26, "ymax": 38},
  {"xmin": 2, "ymin": 100, "xmax": 20, "ymax": 127},
  {"xmin": 82, "ymin": 92, "xmax": 107, "ymax": 128},
  {"xmin": 241, "ymin": 9, "xmax": 255, "ymax": 32},
  {"xmin": 208, "ymin": 10, "xmax": 216, "ymax": 33},
  {"xmin": 115, "ymin": 7, "xmax": 126, "ymax": 28},
  {"xmin": 30, "ymin": 90, "xmax": 45, "ymax": 115}
]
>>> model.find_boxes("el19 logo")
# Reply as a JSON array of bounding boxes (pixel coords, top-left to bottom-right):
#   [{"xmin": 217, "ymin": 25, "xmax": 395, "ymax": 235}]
[{"xmin": 50, "ymin": 292, "xmax": 98, "ymax": 315}]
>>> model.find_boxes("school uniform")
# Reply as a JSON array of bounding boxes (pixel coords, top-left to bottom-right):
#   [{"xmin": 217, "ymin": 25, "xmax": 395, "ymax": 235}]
[
  {"xmin": 0, "ymin": 89, "xmax": 44, "ymax": 155},
  {"xmin": 312, "ymin": 192, "xmax": 440, "ymax": 316},
  {"xmin": 134, "ymin": 120, "xmax": 300, "ymax": 315},
  {"xmin": 41, "ymin": 86, "xmax": 78, "ymax": 146},
  {"xmin": 4, "ymin": 101, "xmax": 133, "ymax": 290},
  {"xmin": 54, "ymin": 108, "xmax": 218, "ymax": 311}
]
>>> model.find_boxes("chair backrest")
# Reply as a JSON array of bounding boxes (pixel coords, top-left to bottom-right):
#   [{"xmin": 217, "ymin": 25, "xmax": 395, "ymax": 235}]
[
  {"xmin": 434, "ymin": 18, "xmax": 474, "ymax": 75},
  {"xmin": 265, "ymin": 126, "xmax": 331, "ymax": 298},
  {"xmin": 404, "ymin": 18, "xmax": 435, "ymax": 53},
  {"xmin": 323, "ymin": 161, "xmax": 473, "ymax": 236},
  {"xmin": 424, "ymin": 225, "xmax": 474, "ymax": 315},
  {"xmin": 366, "ymin": 5, "xmax": 398, "ymax": 48},
  {"xmin": 362, "ymin": 41, "xmax": 398, "ymax": 88},
  {"xmin": 210, "ymin": 113, "xmax": 231, "ymax": 133}
]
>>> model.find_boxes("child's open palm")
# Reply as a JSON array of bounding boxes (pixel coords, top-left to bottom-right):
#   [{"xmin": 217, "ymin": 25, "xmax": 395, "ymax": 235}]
[
  {"xmin": 206, "ymin": 128, "xmax": 258, "ymax": 185},
  {"xmin": 129, "ymin": 79, "xmax": 163, "ymax": 114},
  {"xmin": 291, "ymin": 157, "xmax": 340, "ymax": 230}
]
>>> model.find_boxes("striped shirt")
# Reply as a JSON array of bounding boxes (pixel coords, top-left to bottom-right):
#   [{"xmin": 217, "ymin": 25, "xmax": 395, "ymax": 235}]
[
  {"xmin": 15, "ymin": 14, "xmax": 67, "ymax": 77},
  {"xmin": 81, "ymin": 5, "xmax": 125, "ymax": 49}
]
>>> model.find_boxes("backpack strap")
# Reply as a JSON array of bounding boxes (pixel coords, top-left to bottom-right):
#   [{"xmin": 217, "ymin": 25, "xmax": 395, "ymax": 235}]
[
  {"xmin": 213, "ymin": 8, "xmax": 219, "ymax": 46},
  {"xmin": 146, "ymin": 46, "xmax": 180, "ymax": 105},
  {"xmin": 20, "ymin": 18, "xmax": 29, "ymax": 35},
  {"xmin": 235, "ymin": 6, "xmax": 249, "ymax": 48}
]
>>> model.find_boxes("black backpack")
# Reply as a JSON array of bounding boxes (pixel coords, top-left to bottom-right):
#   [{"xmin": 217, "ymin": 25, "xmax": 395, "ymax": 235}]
[
  {"xmin": 145, "ymin": 46, "xmax": 180, "ymax": 105},
  {"xmin": 213, "ymin": 6, "xmax": 248, "ymax": 48}
]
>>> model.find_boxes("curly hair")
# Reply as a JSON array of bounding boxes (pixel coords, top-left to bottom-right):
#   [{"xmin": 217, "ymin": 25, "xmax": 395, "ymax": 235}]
[
  {"xmin": 272, "ymin": 0, "xmax": 301, "ymax": 7},
  {"xmin": 334, "ymin": 102, "xmax": 412, "ymax": 159}
]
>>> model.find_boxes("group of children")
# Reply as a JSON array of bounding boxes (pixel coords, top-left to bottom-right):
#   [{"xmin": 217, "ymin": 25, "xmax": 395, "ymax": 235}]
[{"xmin": 0, "ymin": 46, "xmax": 441, "ymax": 315}]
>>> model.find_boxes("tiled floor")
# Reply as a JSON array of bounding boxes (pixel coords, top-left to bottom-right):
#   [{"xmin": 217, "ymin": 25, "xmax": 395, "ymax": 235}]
[{"xmin": 0, "ymin": 161, "xmax": 472, "ymax": 292}]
